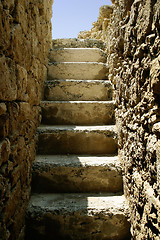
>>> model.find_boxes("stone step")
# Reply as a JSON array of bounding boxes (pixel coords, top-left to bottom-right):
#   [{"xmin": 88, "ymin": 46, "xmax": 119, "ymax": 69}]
[
  {"xmin": 37, "ymin": 125, "xmax": 117, "ymax": 155},
  {"xmin": 49, "ymin": 48, "xmax": 107, "ymax": 63},
  {"xmin": 48, "ymin": 62, "xmax": 107, "ymax": 80},
  {"xmin": 26, "ymin": 193, "xmax": 131, "ymax": 240},
  {"xmin": 44, "ymin": 80, "xmax": 113, "ymax": 101},
  {"xmin": 32, "ymin": 155, "xmax": 122, "ymax": 193},
  {"xmin": 52, "ymin": 38, "xmax": 106, "ymax": 49},
  {"xmin": 41, "ymin": 101, "xmax": 115, "ymax": 125}
]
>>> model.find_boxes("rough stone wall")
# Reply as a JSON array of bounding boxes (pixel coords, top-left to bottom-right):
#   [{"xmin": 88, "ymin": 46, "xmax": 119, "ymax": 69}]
[
  {"xmin": 78, "ymin": 0, "xmax": 160, "ymax": 239},
  {"xmin": 0, "ymin": 0, "xmax": 53, "ymax": 239},
  {"xmin": 108, "ymin": 1, "xmax": 160, "ymax": 239}
]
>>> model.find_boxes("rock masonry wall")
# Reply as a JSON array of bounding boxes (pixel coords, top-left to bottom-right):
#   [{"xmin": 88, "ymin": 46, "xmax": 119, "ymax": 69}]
[
  {"xmin": 0, "ymin": 0, "xmax": 53, "ymax": 239},
  {"xmin": 79, "ymin": 0, "xmax": 160, "ymax": 239}
]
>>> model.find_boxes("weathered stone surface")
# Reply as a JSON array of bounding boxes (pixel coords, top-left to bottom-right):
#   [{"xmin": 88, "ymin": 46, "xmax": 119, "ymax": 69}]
[
  {"xmin": 49, "ymin": 48, "xmax": 107, "ymax": 63},
  {"xmin": 44, "ymin": 80, "xmax": 113, "ymax": 101},
  {"xmin": 107, "ymin": 0, "xmax": 160, "ymax": 239},
  {"xmin": 32, "ymin": 155, "xmax": 122, "ymax": 193},
  {"xmin": 41, "ymin": 100, "xmax": 115, "ymax": 125},
  {"xmin": 0, "ymin": 0, "xmax": 53, "ymax": 239},
  {"xmin": 48, "ymin": 62, "xmax": 108, "ymax": 80},
  {"xmin": 26, "ymin": 193, "xmax": 131, "ymax": 240},
  {"xmin": 52, "ymin": 38, "xmax": 106, "ymax": 49},
  {"xmin": 78, "ymin": 1, "xmax": 160, "ymax": 238},
  {"xmin": 0, "ymin": 56, "xmax": 17, "ymax": 101},
  {"xmin": 37, "ymin": 125, "xmax": 117, "ymax": 155}
]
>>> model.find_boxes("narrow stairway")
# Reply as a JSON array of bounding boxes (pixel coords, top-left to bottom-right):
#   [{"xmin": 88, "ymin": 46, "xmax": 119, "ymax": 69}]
[{"xmin": 25, "ymin": 39, "xmax": 131, "ymax": 240}]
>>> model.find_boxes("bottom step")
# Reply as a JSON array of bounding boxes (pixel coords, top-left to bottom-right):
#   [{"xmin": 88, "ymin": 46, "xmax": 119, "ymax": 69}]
[{"xmin": 26, "ymin": 193, "xmax": 131, "ymax": 240}]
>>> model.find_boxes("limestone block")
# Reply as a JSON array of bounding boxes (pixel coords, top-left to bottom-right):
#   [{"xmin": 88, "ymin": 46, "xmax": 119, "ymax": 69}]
[
  {"xmin": 16, "ymin": 65, "xmax": 28, "ymax": 101},
  {"xmin": 52, "ymin": 38, "xmax": 106, "ymax": 50},
  {"xmin": 27, "ymin": 76, "xmax": 42, "ymax": 105},
  {"xmin": 32, "ymin": 155, "xmax": 122, "ymax": 193},
  {"xmin": 37, "ymin": 125, "xmax": 117, "ymax": 155},
  {"xmin": 0, "ymin": 56, "xmax": 17, "ymax": 101},
  {"xmin": 44, "ymin": 80, "xmax": 113, "ymax": 101},
  {"xmin": 7, "ymin": 102, "xmax": 40, "ymax": 141},
  {"xmin": 28, "ymin": 59, "xmax": 47, "ymax": 104},
  {"xmin": 41, "ymin": 100, "xmax": 115, "ymax": 125},
  {"xmin": 18, "ymin": 104, "xmax": 41, "ymax": 140},
  {"xmin": 10, "ymin": 24, "xmax": 26, "ymax": 64},
  {"xmin": 48, "ymin": 62, "xmax": 107, "ymax": 80},
  {"xmin": 3, "ymin": 181, "xmax": 21, "ymax": 222},
  {"xmin": 49, "ymin": 48, "xmax": 107, "ymax": 63},
  {"xmin": 0, "ymin": 9, "xmax": 12, "ymax": 51},
  {"xmin": 26, "ymin": 194, "xmax": 131, "ymax": 240}
]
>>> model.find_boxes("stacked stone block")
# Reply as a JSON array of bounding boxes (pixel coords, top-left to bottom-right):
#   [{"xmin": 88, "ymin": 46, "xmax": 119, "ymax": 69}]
[{"xmin": 0, "ymin": 0, "xmax": 53, "ymax": 239}]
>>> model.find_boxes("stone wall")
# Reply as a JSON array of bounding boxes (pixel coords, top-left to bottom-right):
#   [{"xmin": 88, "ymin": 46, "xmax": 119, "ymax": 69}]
[
  {"xmin": 108, "ymin": 1, "xmax": 160, "ymax": 239},
  {"xmin": 78, "ymin": 0, "xmax": 160, "ymax": 239},
  {"xmin": 0, "ymin": 0, "xmax": 53, "ymax": 239}
]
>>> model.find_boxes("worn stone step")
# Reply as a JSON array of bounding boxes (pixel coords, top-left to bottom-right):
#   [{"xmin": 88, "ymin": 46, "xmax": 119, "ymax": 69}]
[
  {"xmin": 37, "ymin": 125, "xmax": 117, "ymax": 155},
  {"xmin": 26, "ymin": 193, "xmax": 131, "ymax": 240},
  {"xmin": 48, "ymin": 62, "xmax": 107, "ymax": 80},
  {"xmin": 44, "ymin": 80, "xmax": 113, "ymax": 101},
  {"xmin": 32, "ymin": 155, "xmax": 122, "ymax": 193},
  {"xmin": 52, "ymin": 38, "xmax": 106, "ymax": 50},
  {"xmin": 49, "ymin": 48, "xmax": 107, "ymax": 63},
  {"xmin": 41, "ymin": 101, "xmax": 115, "ymax": 125}
]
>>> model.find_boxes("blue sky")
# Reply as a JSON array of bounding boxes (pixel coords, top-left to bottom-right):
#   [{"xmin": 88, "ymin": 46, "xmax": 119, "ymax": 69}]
[{"xmin": 52, "ymin": 0, "xmax": 112, "ymax": 39}]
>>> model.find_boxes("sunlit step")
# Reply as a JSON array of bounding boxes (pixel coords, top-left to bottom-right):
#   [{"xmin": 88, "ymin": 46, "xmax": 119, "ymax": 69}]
[
  {"xmin": 49, "ymin": 48, "xmax": 107, "ymax": 63},
  {"xmin": 32, "ymin": 154, "xmax": 122, "ymax": 193},
  {"xmin": 26, "ymin": 193, "xmax": 131, "ymax": 240},
  {"xmin": 41, "ymin": 101, "xmax": 115, "ymax": 125},
  {"xmin": 37, "ymin": 125, "xmax": 118, "ymax": 155},
  {"xmin": 48, "ymin": 62, "xmax": 107, "ymax": 80},
  {"xmin": 44, "ymin": 80, "xmax": 113, "ymax": 101}
]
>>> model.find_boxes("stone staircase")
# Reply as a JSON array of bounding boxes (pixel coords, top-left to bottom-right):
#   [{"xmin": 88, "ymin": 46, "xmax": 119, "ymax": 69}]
[{"xmin": 25, "ymin": 39, "xmax": 131, "ymax": 240}]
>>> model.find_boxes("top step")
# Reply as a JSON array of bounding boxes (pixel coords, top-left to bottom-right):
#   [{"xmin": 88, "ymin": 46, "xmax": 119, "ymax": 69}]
[
  {"xmin": 52, "ymin": 38, "xmax": 106, "ymax": 50},
  {"xmin": 49, "ymin": 48, "xmax": 107, "ymax": 63}
]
